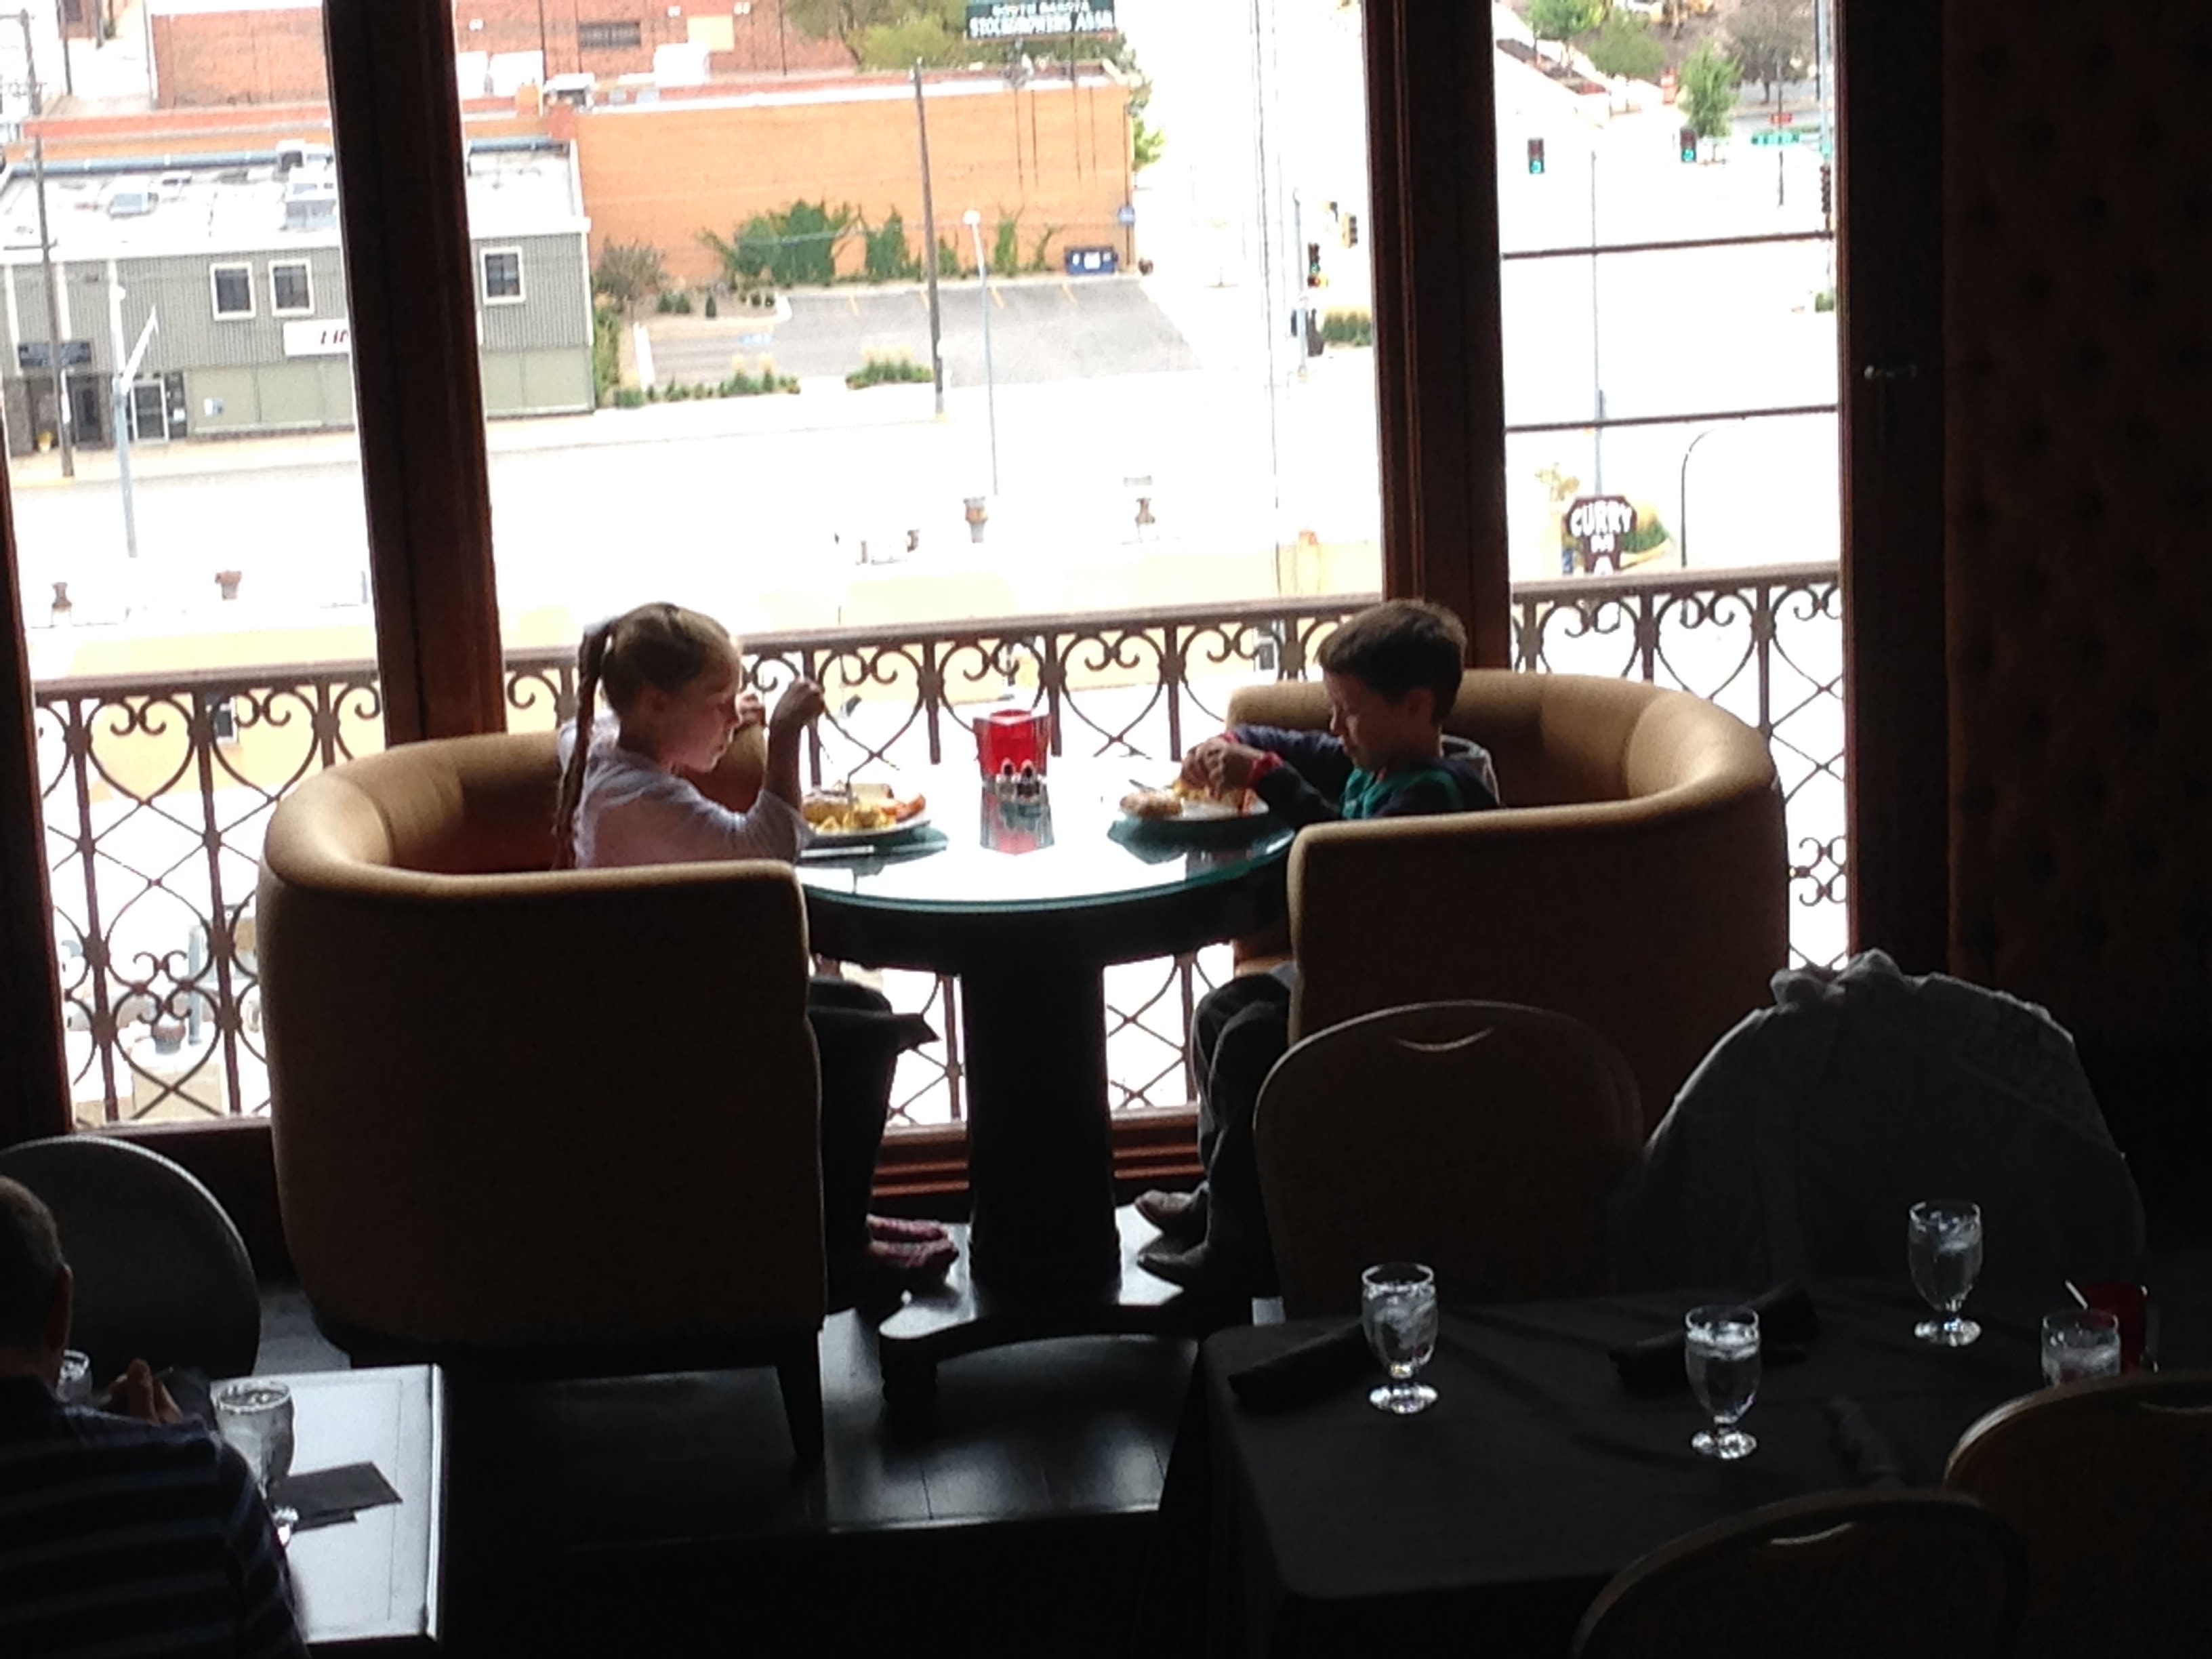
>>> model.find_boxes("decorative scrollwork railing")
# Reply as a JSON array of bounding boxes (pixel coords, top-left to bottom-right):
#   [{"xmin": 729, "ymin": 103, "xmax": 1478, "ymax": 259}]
[{"xmin": 33, "ymin": 566, "xmax": 1842, "ymax": 1130}]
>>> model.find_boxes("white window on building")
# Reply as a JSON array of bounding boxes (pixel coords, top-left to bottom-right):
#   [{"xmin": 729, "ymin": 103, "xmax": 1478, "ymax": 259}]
[
  {"xmin": 270, "ymin": 260, "xmax": 314, "ymax": 316},
  {"xmin": 211, "ymin": 264, "xmax": 254, "ymax": 319},
  {"xmin": 481, "ymin": 247, "xmax": 524, "ymax": 304}
]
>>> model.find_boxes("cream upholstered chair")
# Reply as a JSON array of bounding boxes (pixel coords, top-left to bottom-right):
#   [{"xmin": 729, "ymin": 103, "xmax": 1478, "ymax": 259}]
[
  {"xmin": 1573, "ymin": 1491, "xmax": 2026, "ymax": 1659},
  {"xmin": 1944, "ymin": 1371, "xmax": 2212, "ymax": 1658},
  {"xmin": 1227, "ymin": 670, "xmax": 1788, "ymax": 1134},
  {"xmin": 1252, "ymin": 1001, "xmax": 1643, "ymax": 1317},
  {"xmin": 255, "ymin": 729, "xmax": 829, "ymax": 1462}
]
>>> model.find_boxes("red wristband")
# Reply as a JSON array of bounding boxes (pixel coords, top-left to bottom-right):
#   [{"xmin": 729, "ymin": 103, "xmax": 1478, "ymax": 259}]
[{"xmin": 1246, "ymin": 752, "xmax": 1285, "ymax": 785}]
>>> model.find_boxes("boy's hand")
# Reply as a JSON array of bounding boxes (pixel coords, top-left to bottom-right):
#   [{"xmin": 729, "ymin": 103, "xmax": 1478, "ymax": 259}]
[
  {"xmin": 735, "ymin": 689, "xmax": 766, "ymax": 731},
  {"xmin": 769, "ymin": 680, "xmax": 825, "ymax": 739},
  {"xmin": 110, "ymin": 1359, "xmax": 182, "ymax": 1426},
  {"xmin": 1191, "ymin": 740, "xmax": 1271, "ymax": 794}
]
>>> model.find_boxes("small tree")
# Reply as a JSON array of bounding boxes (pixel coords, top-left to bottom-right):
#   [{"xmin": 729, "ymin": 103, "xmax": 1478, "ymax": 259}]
[
  {"xmin": 591, "ymin": 241, "xmax": 668, "ymax": 313},
  {"xmin": 1528, "ymin": 0, "xmax": 1604, "ymax": 66},
  {"xmin": 1584, "ymin": 13, "xmax": 1666, "ymax": 81},
  {"xmin": 1679, "ymin": 41, "xmax": 1740, "ymax": 141},
  {"xmin": 1725, "ymin": 0, "xmax": 1812, "ymax": 106}
]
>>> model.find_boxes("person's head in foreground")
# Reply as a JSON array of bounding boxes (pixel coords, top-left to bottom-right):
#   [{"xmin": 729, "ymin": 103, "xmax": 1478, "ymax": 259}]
[
  {"xmin": 555, "ymin": 602, "xmax": 746, "ymax": 865},
  {"xmin": 0, "ymin": 1175, "xmax": 69, "ymax": 1391},
  {"xmin": 1314, "ymin": 599, "xmax": 1468, "ymax": 772}
]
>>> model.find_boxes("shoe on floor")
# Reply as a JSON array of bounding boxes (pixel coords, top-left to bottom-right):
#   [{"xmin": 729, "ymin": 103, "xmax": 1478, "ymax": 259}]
[
  {"xmin": 1136, "ymin": 1237, "xmax": 1273, "ymax": 1300},
  {"xmin": 1134, "ymin": 1187, "xmax": 1208, "ymax": 1245}
]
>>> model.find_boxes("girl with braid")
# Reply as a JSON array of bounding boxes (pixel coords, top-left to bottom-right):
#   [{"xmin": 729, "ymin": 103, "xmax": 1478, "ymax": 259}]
[{"xmin": 554, "ymin": 603, "xmax": 958, "ymax": 1300}]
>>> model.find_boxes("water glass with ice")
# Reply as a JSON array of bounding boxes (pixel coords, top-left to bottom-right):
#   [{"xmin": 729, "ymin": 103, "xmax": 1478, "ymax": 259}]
[
  {"xmin": 1360, "ymin": 1263, "xmax": 1439, "ymax": 1416},
  {"xmin": 1908, "ymin": 1200, "xmax": 1984, "ymax": 1347},
  {"xmin": 1685, "ymin": 1304, "xmax": 1761, "ymax": 1459},
  {"xmin": 213, "ymin": 1378, "xmax": 298, "ymax": 1525},
  {"xmin": 2042, "ymin": 1309, "xmax": 2123, "ymax": 1386},
  {"xmin": 57, "ymin": 1349, "xmax": 91, "ymax": 1405}
]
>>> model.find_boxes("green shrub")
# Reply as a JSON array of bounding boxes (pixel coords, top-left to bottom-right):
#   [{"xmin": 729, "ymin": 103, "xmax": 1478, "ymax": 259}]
[
  {"xmin": 703, "ymin": 293, "xmax": 718, "ymax": 319},
  {"xmin": 655, "ymin": 290, "xmax": 693, "ymax": 314},
  {"xmin": 701, "ymin": 199, "xmax": 858, "ymax": 291},
  {"xmin": 591, "ymin": 305, "xmax": 621, "ymax": 403},
  {"xmin": 1813, "ymin": 289, "xmax": 1837, "ymax": 312},
  {"xmin": 1586, "ymin": 14, "xmax": 1666, "ymax": 80},
  {"xmin": 1320, "ymin": 308, "xmax": 1374, "ymax": 348},
  {"xmin": 863, "ymin": 209, "xmax": 924, "ymax": 282},
  {"xmin": 613, "ymin": 386, "xmax": 645, "ymax": 409},
  {"xmin": 991, "ymin": 213, "xmax": 1021, "ymax": 278},
  {"xmin": 845, "ymin": 352, "xmax": 935, "ymax": 390}
]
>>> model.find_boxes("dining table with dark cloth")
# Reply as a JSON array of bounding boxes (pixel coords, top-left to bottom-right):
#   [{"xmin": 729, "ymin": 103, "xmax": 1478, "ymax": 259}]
[{"xmin": 1135, "ymin": 1254, "xmax": 2212, "ymax": 1658}]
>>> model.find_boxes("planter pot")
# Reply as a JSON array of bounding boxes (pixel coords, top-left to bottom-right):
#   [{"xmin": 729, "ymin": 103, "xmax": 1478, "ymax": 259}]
[
  {"xmin": 216, "ymin": 571, "xmax": 243, "ymax": 601},
  {"xmin": 965, "ymin": 496, "xmax": 989, "ymax": 544}
]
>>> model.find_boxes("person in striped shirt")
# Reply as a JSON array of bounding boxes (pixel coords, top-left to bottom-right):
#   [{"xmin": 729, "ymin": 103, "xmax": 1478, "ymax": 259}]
[{"xmin": 0, "ymin": 1176, "xmax": 304, "ymax": 1658}]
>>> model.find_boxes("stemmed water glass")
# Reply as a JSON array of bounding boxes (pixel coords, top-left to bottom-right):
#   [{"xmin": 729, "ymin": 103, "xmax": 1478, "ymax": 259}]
[
  {"xmin": 1360, "ymin": 1263, "xmax": 1439, "ymax": 1415},
  {"xmin": 1685, "ymin": 1304, "xmax": 1761, "ymax": 1459},
  {"xmin": 1908, "ymin": 1200, "xmax": 1984, "ymax": 1347},
  {"xmin": 213, "ymin": 1378, "xmax": 299, "ymax": 1532}
]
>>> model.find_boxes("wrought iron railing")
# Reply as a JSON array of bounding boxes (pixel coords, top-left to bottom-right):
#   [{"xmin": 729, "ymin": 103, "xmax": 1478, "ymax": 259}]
[{"xmin": 33, "ymin": 565, "xmax": 1843, "ymax": 1129}]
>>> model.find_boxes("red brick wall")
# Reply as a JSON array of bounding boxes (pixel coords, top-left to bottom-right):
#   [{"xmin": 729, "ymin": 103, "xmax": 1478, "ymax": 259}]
[
  {"xmin": 152, "ymin": 11, "xmax": 331, "ymax": 109},
  {"xmin": 577, "ymin": 75, "xmax": 1134, "ymax": 287},
  {"xmin": 449, "ymin": 0, "xmax": 846, "ymax": 81}
]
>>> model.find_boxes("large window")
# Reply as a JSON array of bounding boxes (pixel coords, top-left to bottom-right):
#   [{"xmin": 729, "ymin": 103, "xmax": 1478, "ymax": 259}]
[
  {"xmin": 480, "ymin": 247, "xmax": 524, "ymax": 304},
  {"xmin": 577, "ymin": 20, "xmax": 642, "ymax": 52},
  {"xmin": 10, "ymin": 4, "xmax": 373, "ymax": 1128}
]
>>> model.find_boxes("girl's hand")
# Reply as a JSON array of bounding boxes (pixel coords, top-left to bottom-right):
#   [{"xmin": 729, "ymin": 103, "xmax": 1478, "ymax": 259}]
[
  {"xmin": 735, "ymin": 689, "xmax": 766, "ymax": 731},
  {"xmin": 770, "ymin": 679, "xmax": 826, "ymax": 739}
]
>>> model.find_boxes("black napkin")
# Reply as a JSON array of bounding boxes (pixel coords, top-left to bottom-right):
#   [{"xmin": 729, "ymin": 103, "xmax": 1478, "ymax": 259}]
[
  {"xmin": 1227, "ymin": 1322, "xmax": 1374, "ymax": 1413},
  {"xmin": 1608, "ymin": 1282, "xmax": 1820, "ymax": 1397},
  {"xmin": 1826, "ymin": 1395, "xmax": 1906, "ymax": 1488},
  {"xmin": 271, "ymin": 1462, "xmax": 403, "ymax": 1533}
]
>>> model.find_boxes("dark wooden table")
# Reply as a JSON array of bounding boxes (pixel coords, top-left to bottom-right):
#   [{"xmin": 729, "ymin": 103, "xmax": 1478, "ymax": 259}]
[
  {"xmin": 279, "ymin": 1364, "xmax": 445, "ymax": 1650},
  {"xmin": 1139, "ymin": 1257, "xmax": 2212, "ymax": 1657},
  {"xmin": 796, "ymin": 762, "xmax": 1292, "ymax": 1407}
]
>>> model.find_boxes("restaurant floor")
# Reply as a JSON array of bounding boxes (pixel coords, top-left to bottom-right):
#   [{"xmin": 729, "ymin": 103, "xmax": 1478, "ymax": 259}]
[{"xmin": 260, "ymin": 1282, "xmax": 1195, "ymax": 1656}]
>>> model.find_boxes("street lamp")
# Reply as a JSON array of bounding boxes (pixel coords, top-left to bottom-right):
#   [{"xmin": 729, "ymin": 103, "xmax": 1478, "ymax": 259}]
[
  {"xmin": 962, "ymin": 209, "xmax": 998, "ymax": 496},
  {"xmin": 1678, "ymin": 427, "xmax": 1720, "ymax": 569}
]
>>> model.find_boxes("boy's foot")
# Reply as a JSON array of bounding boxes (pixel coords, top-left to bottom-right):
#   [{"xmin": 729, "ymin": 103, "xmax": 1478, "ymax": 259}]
[
  {"xmin": 1135, "ymin": 1237, "xmax": 1275, "ymax": 1300},
  {"xmin": 1134, "ymin": 1187, "xmax": 1209, "ymax": 1246},
  {"xmin": 869, "ymin": 1214, "xmax": 951, "ymax": 1246}
]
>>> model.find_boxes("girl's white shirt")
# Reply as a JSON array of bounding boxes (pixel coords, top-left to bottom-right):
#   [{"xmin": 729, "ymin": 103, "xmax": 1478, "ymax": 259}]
[{"xmin": 557, "ymin": 723, "xmax": 813, "ymax": 868}]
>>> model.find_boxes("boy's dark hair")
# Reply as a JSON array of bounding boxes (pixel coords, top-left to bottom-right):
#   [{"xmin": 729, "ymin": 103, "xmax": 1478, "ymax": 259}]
[
  {"xmin": 0, "ymin": 1176, "xmax": 64, "ymax": 1351},
  {"xmin": 1315, "ymin": 600, "xmax": 1468, "ymax": 726}
]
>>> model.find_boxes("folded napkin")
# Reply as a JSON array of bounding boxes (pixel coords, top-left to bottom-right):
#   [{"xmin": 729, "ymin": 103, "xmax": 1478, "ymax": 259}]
[
  {"xmin": 1608, "ymin": 1282, "xmax": 1820, "ymax": 1397},
  {"xmin": 1826, "ymin": 1395, "xmax": 1906, "ymax": 1487},
  {"xmin": 271, "ymin": 1462, "xmax": 403, "ymax": 1533},
  {"xmin": 1227, "ymin": 1322, "xmax": 1374, "ymax": 1413}
]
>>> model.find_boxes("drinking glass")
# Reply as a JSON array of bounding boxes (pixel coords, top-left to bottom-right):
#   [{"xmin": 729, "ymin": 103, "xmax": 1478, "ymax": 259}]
[
  {"xmin": 1907, "ymin": 1200, "xmax": 1984, "ymax": 1346},
  {"xmin": 1684, "ymin": 1304, "xmax": 1761, "ymax": 1460},
  {"xmin": 1360, "ymin": 1263, "xmax": 1439, "ymax": 1415},
  {"xmin": 57, "ymin": 1349, "xmax": 91, "ymax": 1405},
  {"xmin": 213, "ymin": 1379, "xmax": 298, "ymax": 1528},
  {"xmin": 2042, "ymin": 1309, "xmax": 2123, "ymax": 1386}
]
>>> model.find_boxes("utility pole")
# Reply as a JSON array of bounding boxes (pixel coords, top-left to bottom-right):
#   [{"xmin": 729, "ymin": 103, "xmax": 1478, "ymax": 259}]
[
  {"xmin": 12, "ymin": 11, "xmax": 72, "ymax": 478},
  {"xmin": 50, "ymin": 0, "xmax": 67, "ymax": 95},
  {"xmin": 912, "ymin": 63, "xmax": 945, "ymax": 417},
  {"xmin": 1589, "ymin": 150, "xmax": 1603, "ymax": 493},
  {"xmin": 963, "ymin": 209, "xmax": 998, "ymax": 495},
  {"xmin": 108, "ymin": 275, "xmax": 156, "ymax": 558}
]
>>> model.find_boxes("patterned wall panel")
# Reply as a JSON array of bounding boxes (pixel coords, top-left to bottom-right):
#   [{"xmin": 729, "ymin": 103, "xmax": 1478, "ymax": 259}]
[{"xmin": 1945, "ymin": 1, "xmax": 2212, "ymax": 1039}]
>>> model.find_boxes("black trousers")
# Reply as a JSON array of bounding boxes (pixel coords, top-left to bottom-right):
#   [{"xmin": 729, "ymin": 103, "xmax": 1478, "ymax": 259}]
[
  {"xmin": 1191, "ymin": 964, "xmax": 1296, "ymax": 1277},
  {"xmin": 806, "ymin": 977, "xmax": 933, "ymax": 1260}
]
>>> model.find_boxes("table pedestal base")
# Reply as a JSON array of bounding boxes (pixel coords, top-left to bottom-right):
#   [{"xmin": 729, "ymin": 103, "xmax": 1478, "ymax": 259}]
[{"xmin": 877, "ymin": 1206, "xmax": 1237, "ymax": 1411}]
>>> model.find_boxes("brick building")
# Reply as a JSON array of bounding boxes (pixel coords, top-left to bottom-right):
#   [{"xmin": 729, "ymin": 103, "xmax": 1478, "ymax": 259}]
[{"xmin": 148, "ymin": 0, "xmax": 853, "ymax": 109}]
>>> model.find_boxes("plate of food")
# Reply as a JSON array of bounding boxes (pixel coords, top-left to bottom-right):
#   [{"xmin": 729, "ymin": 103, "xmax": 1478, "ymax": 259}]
[
  {"xmin": 802, "ymin": 781, "xmax": 931, "ymax": 848},
  {"xmin": 1117, "ymin": 778, "xmax": 1269, "ymax": 827}
]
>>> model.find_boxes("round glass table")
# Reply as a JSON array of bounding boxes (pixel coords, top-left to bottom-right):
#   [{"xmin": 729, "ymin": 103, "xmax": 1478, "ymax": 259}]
[{"xmin": 796, "ymin": 762, "xmax": 1293, "ymax": 1404}]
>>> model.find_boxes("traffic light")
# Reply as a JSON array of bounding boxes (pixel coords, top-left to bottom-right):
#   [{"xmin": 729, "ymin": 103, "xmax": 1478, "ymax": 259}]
[
  {"xmin": 1345, "ymin": 213, "xmax": 1359, "ymax": 247},
  {"xmin": 1527, "ymin": 136, "xmax": 1546, "ymax": 176},
  {"xmin": 1678, "ymin": 125, "xmax": 1698, "ymax": 163},
  {"xmin": 1819, "ymin": 161, "xmax": 1833, "ymax": 218},
  {"xmin": 1305, "ymin": 241, "xmax": 1323, "ymax": 288}
]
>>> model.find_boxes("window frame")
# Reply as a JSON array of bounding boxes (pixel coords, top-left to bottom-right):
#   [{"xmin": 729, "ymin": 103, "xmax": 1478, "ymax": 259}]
[
  {"xmin": 209, "ymin": 262, "xmax": 255, "ymax": 320},
  {"xmin": 480, "ymin": 247, "xmax": 525, "ymax": 306},
  {"xmin": 268, "ymin": 258, "xmax": 315, "ymax": 317}
]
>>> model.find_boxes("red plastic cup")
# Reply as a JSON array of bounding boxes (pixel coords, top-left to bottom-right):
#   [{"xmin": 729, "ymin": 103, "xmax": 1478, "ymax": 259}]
[
  {"xmin": 2069, "ymin": 1280, "xmax": 2152, "ymax": 1372},
  {"xmin": 977, "ymin": 709, "xmax": 1050, "ymax": 780}
]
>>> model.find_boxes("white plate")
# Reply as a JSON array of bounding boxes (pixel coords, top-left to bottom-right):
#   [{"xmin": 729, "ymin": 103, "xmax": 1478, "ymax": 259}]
[
  {"xmin": 1118, "ymin": 792, "xmax": 1268, "ymax": 830},
  {"xmin": 805, "ymin": 807, "xmax": 933, "ymax": 851}
]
